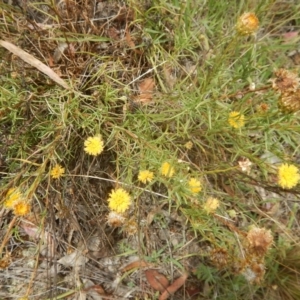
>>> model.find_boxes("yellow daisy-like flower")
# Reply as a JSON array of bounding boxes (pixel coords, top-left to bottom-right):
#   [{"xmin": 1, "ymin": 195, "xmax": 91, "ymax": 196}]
[
  {"xmin": 236, "ymin": 12, "xmax": 259, "ymax": 36},
  {"xmin": 50, "ymin": 164, "xmax": 65, "ymax": 179},
  {"xmin": 84, "ymin": 135, "xmax": 104, "ymax": 156},
  {"xmin": 4, "ymin": 188, "xmax": 22, "ymax": 209},
  {"xmin": 138, "ymin": 170, "xmax": 154, "ymax": 184},
  {"xmin": 13, "ymin": 201, "xmax": 31, "ymax": 216},
  {"xmin": 107, "ymin": 188, "xmax": 131, "ymax": 213},
  {"xmin": 228, "ymin": 111, "xmax": 245, "ymax": 129},
  {"xmin": 278, "ymin": 163, "xmax": 300, "ymax": 189},
  {"xmin": 203, "ymin": 197, "xmax": 220, "ymax": 214},
  {"xmin": 161, "ymin": 162, "xmax": 175, "ymax": 178},
  {"xmin": 188, "ymin": 178, "xmax": 202, "ymax": 194}
]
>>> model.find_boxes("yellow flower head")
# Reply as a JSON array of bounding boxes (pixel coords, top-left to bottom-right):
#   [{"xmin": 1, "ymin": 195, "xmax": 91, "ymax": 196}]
[
  {"xmin": 203, "ymin": 197, "xmax": 220, "ymax": 214},
  {"xmin": 236, "ymin": 12, "xmax": 259, "ymax": 35},
  {"xmin": 4, "ymin": 188, "xmax": 22, "ymax": 209},
  {"xmin": 13, "ymin": 201, "xmax": 31, "ymax": 216},
  {"xmin": 161, "ymin": 162, "xmax": 175, "ymax": 178},
  {"xmin": 188, "ymin": 178, "xmax": 202, "ymax": 194},
  {"xmin": 278, "ymin": 163, "xmax": 300, "ymax": 189},
  {"xmin": 84, "ymin": 135, "xmax": 104, "ymax": 156},
  {"xmin": 50, "ymin": 164, "xmax": 65, "ymax": 179},
  {"xmin": 138, "ymin": 170, "xmax": 154, "ymax": 184},
  {"xmin": 107, "ymin": 188, "xmax": 131, "ymax": 213},
  {"xmin": 228, "ymin": 111, "xmax": 245, "ymax": 129}
]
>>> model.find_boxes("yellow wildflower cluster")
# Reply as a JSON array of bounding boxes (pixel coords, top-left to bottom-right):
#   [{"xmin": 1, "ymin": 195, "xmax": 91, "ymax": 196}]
[
  {"xmin": 3, "ymin": 188, "xmax": 31, "ymax": 216},
  {"xmin": 50, "ymin": 164, "xmax": 65, "ymax": 179},
  {"xmin": 107, "ymin": 188, "xmax": 131, "ymax": 213},
  {"xmin": 84, "ymin": 135, "xmax": 104, "ymax": 156},
  {"xmin": 138, "ymin": 170, "xmax": 154, "ymax": 184},
  {"xmin": 236, "ymin": 12, "xmax": 259, "ymax": 36},
  {"xmin": 161, "ymin": 162, "xmax": 175, "ymax": 178},
  {"xmin": 188, "ymin": 178, "xmax": 202, "ymax": 194},
  {"xmin": 277, "ymin": 163, "xmax": 300, "ymax": 189},
  {"xmin": 228, "ymin": 111, "xmax": 245, "ymax": 129}
]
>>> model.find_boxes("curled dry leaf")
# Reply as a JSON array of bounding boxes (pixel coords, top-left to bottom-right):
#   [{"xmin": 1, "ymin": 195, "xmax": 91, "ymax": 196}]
[
  {"xmin": 159, "ymin": 272, "xmax": 188, "ymax": 300},
  {"xmin": 0, "ymin": 40, "xmax": 71, "ymax": 90},
  {"xmin": 145, "ymin": 269, "xmax": 169, "ymax": 292},
  {"xmin": 135, "ymin": 77, "xmax": 155, "ymax": 104},
  {"xmin": 126, "ymin": 27, "xmax": 135, "ymax": 48}
]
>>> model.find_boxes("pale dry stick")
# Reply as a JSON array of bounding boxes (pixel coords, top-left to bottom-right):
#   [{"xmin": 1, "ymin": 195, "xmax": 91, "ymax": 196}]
[
  {"xmin": 0, "ymin": 40, "xmax": 71, "ymax": 90},
  {"xmin": 127, "ymin": 61, "xmax": 167, "ymax": 87},
  {"xmin": 0, "ymin": 215, "xmax": 18, "ymax": 258},
  {"xmin": 70, "ymin": 174, "xmax": 169, "ymax": 199}
]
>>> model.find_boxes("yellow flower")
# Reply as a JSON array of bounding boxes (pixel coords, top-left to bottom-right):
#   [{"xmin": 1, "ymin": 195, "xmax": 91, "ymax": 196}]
[
  {"xmin": 228, "ymin": 111, "xmax": 245, "ymax": 129},
  {"xmin": 50, "ymin": 164, "xmax": 65, "ymax": 179},
  {"xmin": 278, "ymin": 163, "xmax": 300, "ymax": 189},
  {"xmin": 203, "ymin": 197, "xmax": 219, "ymax": 214},
  {"xmin": 4, "ymin": 188, "xmax": 22, "ymax": 209},
  {"xmin": 138, "ymin": 170, "xmax": 154, "ymax": 184},
  {"xmin": 84, "ymin": 135, "xmax": 104, "ymax": 156},
  {"xmin": 236, "ymin": 12, "xmax": 259, "ymax": 35},
  {"xmin": 161, "ymin": 162, "xmax": 175, "ymax": 178},
  {"xmin": 107, "ymin": 188, "xmax": 131, "ymax": 213},
  {"xmin": 188, "ymin": 178, "xmax": 202, "ymax": 194},
  {"xmin": 13, "ymin": 201, "xmax": 31, "ymax": 216}
]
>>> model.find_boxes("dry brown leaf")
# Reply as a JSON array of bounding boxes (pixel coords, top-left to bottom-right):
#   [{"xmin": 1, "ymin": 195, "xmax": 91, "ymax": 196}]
[
  {"xmin": 0, "ymin": 40, "xmax": 71, "ymax": 90},
  {"xmin": 145, "ymin": 269, "xmax": 169, "ymax": 292},
  {"xmin": 159, "ymin": 273, "xmax": 188, "ymax": 300},
  {"xmin": 120, "ymin": 259, "xmax": 149, "ymax": 272},
  {"xmin": 125, "ymin": 27, "xmax": 135, "ymax": 48},
  {"xmin": 135, "ymin": 77, "xmax": 155, "ymax": 104}
]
